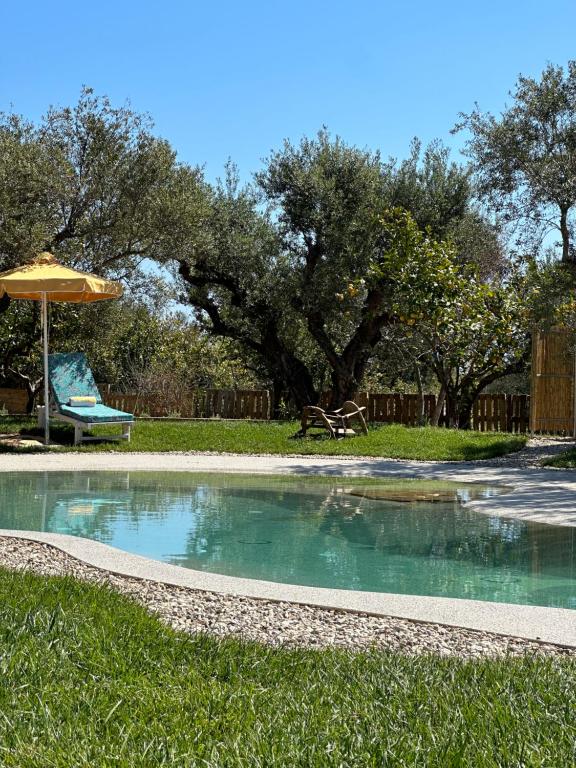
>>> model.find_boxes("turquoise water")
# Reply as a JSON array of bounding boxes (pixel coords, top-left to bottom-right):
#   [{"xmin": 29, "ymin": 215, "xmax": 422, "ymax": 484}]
[{"xmin": 1, "ymin": 471, "xmax": 575, "ymax": 609}]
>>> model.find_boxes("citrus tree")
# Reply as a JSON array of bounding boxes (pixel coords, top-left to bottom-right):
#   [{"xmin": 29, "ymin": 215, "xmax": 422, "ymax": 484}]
[{"xmin": 410, "ymin": 269, "xmax": 530, "ymax": 428}]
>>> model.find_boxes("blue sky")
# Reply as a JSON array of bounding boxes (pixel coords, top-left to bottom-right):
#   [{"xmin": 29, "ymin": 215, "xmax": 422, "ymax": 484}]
[{"xmin": 2, "ymin": 0, "xmax": 576, "ymax": 183}]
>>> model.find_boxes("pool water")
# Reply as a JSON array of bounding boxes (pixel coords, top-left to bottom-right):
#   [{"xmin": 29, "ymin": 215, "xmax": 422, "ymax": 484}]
[{"xmin": 1, "ymin": 471, "xmax": 575, "ymax": 609}]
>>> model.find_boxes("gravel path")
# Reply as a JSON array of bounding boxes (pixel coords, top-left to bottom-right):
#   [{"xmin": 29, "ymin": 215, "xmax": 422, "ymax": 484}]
[
  {"xmin": 0, "ymin": 536, "xmax": 573, "ymax": 660},
  {"xmin": 471, "ymin": 436, "xmax": 575, "ymax": 468}
]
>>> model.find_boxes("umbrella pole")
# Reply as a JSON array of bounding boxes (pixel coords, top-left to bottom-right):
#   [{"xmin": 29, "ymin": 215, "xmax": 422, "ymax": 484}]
[{"xmin": 42, "ymin": 293, "xmax": 50, "ymax": 446}]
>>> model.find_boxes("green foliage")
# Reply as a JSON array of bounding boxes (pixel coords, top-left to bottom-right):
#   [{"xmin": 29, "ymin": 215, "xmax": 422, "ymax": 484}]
[
  {"xmin": 458, "ymin": 61, "xmax": 576, "ymax": 263},
  {"xmin": 58, "ymin": 299, "xmax": 257, "ymax": 392},
  {"xmin": 0, "ymin": 567, "xmax": 573, "ymax": 765},
  {"xmin": 383, "ymin": 140, "xmax": 505, "ymax": 277},
  {"xmin": 0, "ymin": 116, "xmax": 57, "ymax": 262},
  {"xmin": 179, "ymin": 163, "xmax": 288, "ymax": 338},
  {"xmin": 358, "ymin": 210, "xmax": 529, "ymax": 425},
  {"xmin": 359, "ymin": 210, "xmax": 531, "ymax": 427},
  {"xmin": 168, "ymin": 163, "xmax": 320, "ymax": 409},
  {"xmin": 415, "ymin": 270, "xmax": 530, "ymax": 427},
  {"xmin": 0, "ymin": 90, "xmax": 532, "ymax": 417},
  {"xmin": 384, "ymin": 139, "xmax": 472, "ymax": 236},
  {"xmin": 255, "ymin": 133, "xmax": 494, "ymax": 405},
  {"xmin": 258, "ymin": 129, "xmax": 386, "ymax": 316},
  {"xmin": 367, "ymin": 208, "xmax": 462, "ymax": 317},
  {"xmin": 525, "ymin": 258, "xmax": 576, "ymax": 350},
  {"xmin": 0, "ymin": 88, "xmax": 210, "ymax": 402},
  {"xmin": 0, "ymin": 291, "xmax": 256, "ymax": 411},
  {"xmin": 0, "ymin": 87, "xmax": 182, "ymax": 273},
  {"xmin": 0, "ymin": 302, "xmax": 42, "ymax": 382}
]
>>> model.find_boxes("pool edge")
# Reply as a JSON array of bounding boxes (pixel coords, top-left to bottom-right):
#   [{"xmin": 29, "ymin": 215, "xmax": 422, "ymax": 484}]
[{"xmin": 1, "ymin": 528, "xmax": 575, "ymax": 649}]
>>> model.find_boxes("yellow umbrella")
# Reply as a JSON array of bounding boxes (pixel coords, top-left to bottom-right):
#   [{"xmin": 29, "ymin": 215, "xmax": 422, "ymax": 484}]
[{"xmin": 0, "ymin": 252, "xmax": 123, "ymax": 445}]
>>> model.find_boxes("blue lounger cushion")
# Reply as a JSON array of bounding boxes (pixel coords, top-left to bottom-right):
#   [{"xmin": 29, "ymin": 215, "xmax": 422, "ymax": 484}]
[
  {"xmin": 59, "ymin": 404, "xmax": 134, "ymax": 424},
  {"xmin": 48, "ymin": 352, "xmax": 102, "ymax": 405}
]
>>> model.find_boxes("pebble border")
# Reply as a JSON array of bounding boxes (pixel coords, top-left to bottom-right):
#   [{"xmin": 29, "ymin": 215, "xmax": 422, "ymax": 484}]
[{"xmin": 1, "ymin": 536, "xmax": 574, "ymax": 659}]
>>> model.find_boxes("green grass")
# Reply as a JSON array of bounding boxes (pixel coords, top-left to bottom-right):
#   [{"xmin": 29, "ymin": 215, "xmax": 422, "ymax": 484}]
[
  {"xmin": 0, "ymin": 567, "xmax": 574, "ymax": 766},
  {"xmin": 542, "ymin": 448, "xmax": 576, "ymax": 469},
  {"xmin": 0, "ymin": 417, "xmax": 527, "ymax": 461}
]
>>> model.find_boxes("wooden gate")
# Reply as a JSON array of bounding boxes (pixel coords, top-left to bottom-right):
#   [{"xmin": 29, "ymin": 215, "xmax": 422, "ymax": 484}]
[{"xmin": 530, "ymin": 329, "xmax": 575, "ymax": 434}]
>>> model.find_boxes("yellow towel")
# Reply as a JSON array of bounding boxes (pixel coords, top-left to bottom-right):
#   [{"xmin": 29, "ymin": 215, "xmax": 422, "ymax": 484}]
[{"xmin": 68, "ymin": 396, "xmax": 97, "ymax": 407}]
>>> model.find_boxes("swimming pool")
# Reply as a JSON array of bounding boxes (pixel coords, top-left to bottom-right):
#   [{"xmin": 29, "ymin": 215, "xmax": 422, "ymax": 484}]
[{"xmin": 2, "ymin": 471, "xmax": 575, "ymax": 609}]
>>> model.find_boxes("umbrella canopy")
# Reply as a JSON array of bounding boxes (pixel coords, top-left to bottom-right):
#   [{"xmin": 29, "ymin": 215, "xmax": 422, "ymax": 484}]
[
  {"xmin": 0, "ymin": 252, "xmax": 122, "ymax": 303},
  {"xmin": 0, "ymin": 252, "xmax": 123, "ymax": 445}
]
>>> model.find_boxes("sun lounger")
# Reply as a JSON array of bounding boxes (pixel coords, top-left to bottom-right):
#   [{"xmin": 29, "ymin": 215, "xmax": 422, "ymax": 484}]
[
  {"xmin": 46, "ymin": 352, "xmax": 134, "ymax": 445},
  {"xmin": 298, "ymin": 400, "xmax": 368, "ymax": 439}
]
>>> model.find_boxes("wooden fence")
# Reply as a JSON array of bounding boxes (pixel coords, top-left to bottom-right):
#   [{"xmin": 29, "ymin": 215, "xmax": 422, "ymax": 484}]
[
  {"xmin": 0, "ymin": 386, "xmax": 530, "ymax": 432},
  {"xmin": 319, "ymin": 392, "xmax": 529, "ymax": 433},
  {"xmin": 319, "ymin": 392, "xmax": 439, "ymax": 425},
  {"xmin": 102, "ymin": 389, "xmax": 271, "ymax": 421},
  {"xmin": 0, "ymin": 388, "xmax": 28, "ymax": 414},
  {"xmin": 472, "ymin": 393, "xmax": 530, "ymax": 434}
]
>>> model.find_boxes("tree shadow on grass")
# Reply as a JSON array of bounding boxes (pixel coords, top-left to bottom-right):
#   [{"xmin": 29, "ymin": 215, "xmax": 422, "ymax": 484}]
[
  {"xmin": 0, "ymin": 421, "xmax": 74, "ymax": 452},
  {"xmin": 459, "ymin": 437, "xmax": 526, "ymax": 462}
]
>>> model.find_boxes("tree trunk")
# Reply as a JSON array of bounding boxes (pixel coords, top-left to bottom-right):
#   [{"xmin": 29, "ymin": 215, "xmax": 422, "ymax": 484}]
[
  {"xmin": 414, "ymin": 363, "xmax": 426, "ymax": 425},
  {"xmin": 283, "ymin": 364, "xmax": 318, "ymax": 412},
  {"xmin": 328, "ymin": 368, "xmax": 361, "ymax": 410},
  {"xmin": 444, "ymin": 385, "xmax": 459, "ymax": 428},
  {"xmin": 263, "ymin": 332, "xmax": 318, "ymax": 411},
  {"xmin": 327, "ymin": 338, "xmax": 381, "ymax": 410},
  {"xmin": 25, "ymin": 378, "xmax": 43, "ymax": 416},
  {"xmin": 26, "ymin": 385, "xmax": 36, "ymax": 416},
  {"xmin": 310, "ymin": 346, "xmax": 373, "ymax": 410},
  {"xmin": 456, "ymin": 390, "xmax": 477, "ymax": 430},
  {"xmin": 304, "ymin": 291, "xmax": 389, "ymax": 411},
  {"xmin": 559, "ymin": 204, "xmax": 572, "ymax": 264},
  {"xmin": 430, "ymin": 382, "xmax": 446, "ymax": 427},
  {"xmin": 270, "ymin": 379, "xmax": 286, "ymax": 419}
]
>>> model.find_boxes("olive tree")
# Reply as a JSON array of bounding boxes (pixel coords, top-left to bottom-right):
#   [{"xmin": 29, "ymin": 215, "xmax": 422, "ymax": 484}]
[
  {"xmin": 0, "ymin": 88, "xmax": 189, "ymax": 397},
  {"xmin": 457, "ymin": 62, "xmax": 576, "ymax": 265}
]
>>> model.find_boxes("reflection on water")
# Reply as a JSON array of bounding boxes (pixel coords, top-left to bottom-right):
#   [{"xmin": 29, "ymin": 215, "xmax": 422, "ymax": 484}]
[{"xmin": 2, "ymin": 471, "xmax": 575, "ymax": 609}]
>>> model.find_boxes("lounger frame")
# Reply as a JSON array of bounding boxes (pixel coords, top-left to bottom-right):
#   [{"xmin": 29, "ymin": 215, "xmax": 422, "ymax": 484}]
[
  {"xmin": 37, "ymin": 404, "xmax": 133, "ymax": 446},
  {"xmin": 50, "ymin": 408, "xmax": 132, "ymax": 445}
]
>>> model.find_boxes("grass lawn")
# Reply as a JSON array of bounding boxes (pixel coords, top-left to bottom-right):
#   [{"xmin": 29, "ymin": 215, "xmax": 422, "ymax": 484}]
[
  {"xmin": 542, "ymin": 448, "xmax": 576, "ymax": 469},
  {"xmin": 0, "ymin": 417, "xmax": 526, "ymax": 461},
  {"xmin": 0, "ymin": 568, "xmax": 573, "ymax": 766}
]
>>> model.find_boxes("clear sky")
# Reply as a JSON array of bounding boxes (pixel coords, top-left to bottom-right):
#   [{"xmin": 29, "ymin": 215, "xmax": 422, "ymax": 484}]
[{"xmin": 2, "ymin": 0, "xmax": 576, "ymax": 183}]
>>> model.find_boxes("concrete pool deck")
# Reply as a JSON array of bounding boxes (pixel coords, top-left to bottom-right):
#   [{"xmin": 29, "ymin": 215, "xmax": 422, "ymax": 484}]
[{"xmin": 1, "ymin": 450, "xmax": 575, "ymax": 648}]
